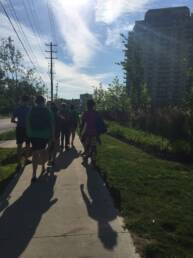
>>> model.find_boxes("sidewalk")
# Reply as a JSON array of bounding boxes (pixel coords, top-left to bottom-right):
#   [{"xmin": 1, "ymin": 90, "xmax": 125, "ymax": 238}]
[{"xmin": 0, "ymin": 136, "xmax": 140, "ymax": 258}]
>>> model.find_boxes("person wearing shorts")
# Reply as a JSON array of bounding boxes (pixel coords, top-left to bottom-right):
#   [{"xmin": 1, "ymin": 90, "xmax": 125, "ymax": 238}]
[
  {"xmin": 48, "ymin": 103, "xmax": 61, "ymax": 166},
  {"xmin": 27, "ymin": 96, "xmax": 54, "ymax": 183},
  {"xmin": 11, "ymin": 95, "xmax": 30, "ymax": 168},
  {"xmin": 80, "ymin": 99, "xmax": 99, "ymax": 164},
  {"xmin": 60, "ymin": 103, "xmax": 71, "ymax": 150}
]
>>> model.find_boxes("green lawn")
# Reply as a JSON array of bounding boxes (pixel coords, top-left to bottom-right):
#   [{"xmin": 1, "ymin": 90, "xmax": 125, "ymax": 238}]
[
  {"xmin": 0, "ymin": 129, "xmax": 16, "ymax": 141},
  {"xmin": 0, "ymin": 148, "xmax": 17, "ymax": 194},
  {"xmin": 97, "ymin": 135, "xmax": 193, "ymax": 258}
]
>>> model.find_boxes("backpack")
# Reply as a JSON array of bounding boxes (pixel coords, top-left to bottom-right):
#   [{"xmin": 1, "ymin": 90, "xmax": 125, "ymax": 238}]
[
  {"xmin": 96, "ymin": 113, "xmax": 107, "ymax": 135},
  {"xmin": 29, "ymin": 107, "xmax": 51, "ymax": 130}
]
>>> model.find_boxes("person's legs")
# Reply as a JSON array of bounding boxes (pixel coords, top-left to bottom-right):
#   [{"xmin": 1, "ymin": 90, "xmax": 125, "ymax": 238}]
[
  {"xmin": 24, "ymin": 135, "xmax": 31, "ymax": 165},
  {"xmin": 31, "ymin": 139, "xmax": 48, "ymax": 181},
  {"xmin": 32, "ymin": 150, "xmax": 38, "ymax": 181},
  {"xmin": 61, "ymin": 130, "xmax": 64, "ymax": 148},
  {"xmin": 16, "ymin": 127, "xmax": 24, "ymax": 167},
  {"xmin": 39, "ymin": 149, "xmax": 46, "ymax": 172},
  {"xmin": 71, "ymin": 128, "xmax": 76, "ymax": 146},
  {"xmin": 65, "ymin": 129, "xmax": 70, "ymax": 149},
  {"xmin": 17, "ymin": 143, "xmax": 23, "ymax": 166},
  {"xmin": 38, "ymin": 140, "xmax": 48, "ymax": 173},
  {"xmin": 53, "ymin": 138, "xmax": 59, "ymax": 163}
]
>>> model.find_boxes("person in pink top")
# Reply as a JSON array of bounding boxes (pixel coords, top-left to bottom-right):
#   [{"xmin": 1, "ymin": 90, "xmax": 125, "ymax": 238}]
[{"xmin": 81, "ymin": 99, "xmax": 98, "ymax": 164}]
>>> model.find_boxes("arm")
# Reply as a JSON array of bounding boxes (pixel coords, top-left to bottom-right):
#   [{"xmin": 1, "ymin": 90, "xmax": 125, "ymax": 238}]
[{"xmin": 11, "ymin": 110, "xmax": 17, "ymax": 124}]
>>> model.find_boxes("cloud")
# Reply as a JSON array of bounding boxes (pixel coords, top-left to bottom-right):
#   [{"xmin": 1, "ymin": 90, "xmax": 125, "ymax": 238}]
[
  {"xmin": 106, "ymin": 23, "xmax": 134, "ymax": 48},
  {"xmin": 95, "ymin": 0, "xmax": 153, "ymax": 23},
  {"xmin": 52, "ymin": 60, "xmax": 111, "ymax": 98},
  {"xmin": 0, "ymin": 12, "xmax": 108, "ymax": 99},
  {"xmin": 49, "ymin": 0, "xmax": 100, "ymax": 68}
]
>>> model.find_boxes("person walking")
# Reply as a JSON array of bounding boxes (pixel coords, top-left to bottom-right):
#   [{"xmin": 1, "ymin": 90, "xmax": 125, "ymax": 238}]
[
  {"xmin": 27, "ymin": 96, "xmax": 54, "ymax": 183},
  {"xmin": 11, "ymin": 95, "xmax": 31, "ymax": 169},
  {"xmin": 60, "ymin": 103, "xmax": 71, "ymax": 150},
  {"xmin": 80, "ymin": 100, "xmax": 98, "ymax": 165},
  {"xmin": 69, "ymin": 104, "xmax": 79, "ymax": 147},
  {"xmin": 48, "ymin": 102, "xmax": 61, "ymax": 166}
]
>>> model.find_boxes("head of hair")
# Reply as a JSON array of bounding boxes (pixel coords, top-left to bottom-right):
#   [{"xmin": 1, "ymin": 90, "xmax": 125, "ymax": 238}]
[
  {"xmin": 50, "ymin": 102, "xmax": 58, "ymax": 113},
  {"xmin": 21, "ymin": 95, "xmax": 29, "ymax": 103},
  {"xmin": 87, "ymin": 99, "xmax": 95, "ymax": 110},
  {"xmin": 35, "ymin": 95, "xmax": 45, "ymax": 105}
]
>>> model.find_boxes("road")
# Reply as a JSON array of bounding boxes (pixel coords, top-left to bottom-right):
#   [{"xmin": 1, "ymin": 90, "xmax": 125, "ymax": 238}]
[
  {"xmin": 0, "ymin": 118, "xmax": 15, "ymax": 133},
  {"xmin": 0, "ymin": 136, "xmax": 140, "ymax": 258}
]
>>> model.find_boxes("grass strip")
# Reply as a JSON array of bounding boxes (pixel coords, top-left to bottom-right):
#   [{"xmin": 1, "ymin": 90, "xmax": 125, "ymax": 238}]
[
  {"xmin": 96, "ymin": 135, "xmax": 193, "ymax": 258},
  {"xmin": 0, "ymin": 148, "xmax": 17, "ymax": 194},
  {"xmin": 0, "ymin": 129, "xmax": 15, "ymax": 141}
]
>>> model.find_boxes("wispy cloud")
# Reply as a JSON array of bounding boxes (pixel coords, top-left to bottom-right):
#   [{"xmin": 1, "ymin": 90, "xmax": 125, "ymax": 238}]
[
  {"xmin": 0, "ymin": 12, "xmax": 108, "ymax": 98},
  {"xmin": 50, "ymin": 0, "xmax": 100, "ymax": 68},
  {"xmin": 95, "ymin": 0, "xmax": 153, "ymax": 23}
]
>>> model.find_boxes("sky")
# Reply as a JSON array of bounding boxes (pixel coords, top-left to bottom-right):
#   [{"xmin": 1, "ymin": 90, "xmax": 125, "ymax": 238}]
[{"xmin": 0, "ymin": 0, "xmax": 193, "ymax": 99}]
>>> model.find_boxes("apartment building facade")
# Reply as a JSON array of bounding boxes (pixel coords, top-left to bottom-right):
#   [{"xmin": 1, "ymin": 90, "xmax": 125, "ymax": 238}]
[{"xmin": 126, "ymin": 6, "xmax": 193, "ymax": 106}]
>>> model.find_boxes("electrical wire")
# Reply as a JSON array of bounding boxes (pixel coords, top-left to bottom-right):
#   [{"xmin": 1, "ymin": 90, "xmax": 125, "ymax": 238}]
[{"xmin": 0, "ymin": 0, "xmax": 46, "ymax": 85}]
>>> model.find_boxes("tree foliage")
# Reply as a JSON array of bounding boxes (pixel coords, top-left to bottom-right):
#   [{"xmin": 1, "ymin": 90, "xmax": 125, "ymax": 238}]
[{"xmin": 0, "ymin": 37, "xmax": 46, "ymax": 114}]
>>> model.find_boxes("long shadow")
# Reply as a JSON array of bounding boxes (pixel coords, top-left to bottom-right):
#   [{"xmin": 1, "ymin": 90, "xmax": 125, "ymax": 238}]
[
  {"xmin": 52, "ymin": 146, "xmax": 80, "ymax": 173},
  {"xmin": 80, "ymin": 164, "xmax": 118, "ymax": 250},
  {"xmin": 0, "ymin": 173, "xmax": 57, "ymax": 258},
  {"xmin": 0, "ymin": 167, "xmax": 25, "ymax": 213}
]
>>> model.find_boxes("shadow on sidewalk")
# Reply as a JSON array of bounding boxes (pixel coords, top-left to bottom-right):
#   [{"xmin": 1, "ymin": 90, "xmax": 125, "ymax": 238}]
[
  {"xmin": 53, "ymin": 146, "xmax": 80, "ymax": 173},
  {"xmin": 0, "ymin": 173, "xmax": 57, "ymax": 258},
  {"xmin": 80, "ymin": 164, "xmax": 118, "ymax": 250},
  {"xmin": 0, "ymin": 166, "xmax": 25, "ymax": 214}
]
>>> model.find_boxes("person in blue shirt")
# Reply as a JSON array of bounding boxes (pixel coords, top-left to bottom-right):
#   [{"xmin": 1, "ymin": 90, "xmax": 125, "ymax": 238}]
[{"xmin": 11, "ymin": 95, "xmax": 30, "ymax": 168}]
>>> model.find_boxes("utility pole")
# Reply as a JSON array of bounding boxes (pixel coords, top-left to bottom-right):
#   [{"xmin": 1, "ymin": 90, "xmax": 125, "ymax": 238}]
[
  {"xmin": 56, "ymin": 82, "xmax": 59, "ymax": 100},
  {"xmin": 46, "ymin": 42, "xmax": 57, "ymax": 101}
]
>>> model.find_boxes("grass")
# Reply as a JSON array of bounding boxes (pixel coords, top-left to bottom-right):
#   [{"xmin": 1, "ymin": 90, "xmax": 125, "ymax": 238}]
[
  {"xmin": 0, "ymin": 148, "xmax": 17, "ymax": 195},
  {"xmin": 96, "ymin": 135, "xmax": 193, "ymax": 258},
  {"xmin": 0, "ymin": 129, "xmax": 16, "ymax": 141}
]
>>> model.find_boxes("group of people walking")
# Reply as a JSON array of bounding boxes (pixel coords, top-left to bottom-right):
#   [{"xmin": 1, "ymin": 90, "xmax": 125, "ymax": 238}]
[
  {"xmin": 12, "ymin": 95, "xmax": 79, "ymax": 183},
  {"xmin": 11, "ymin": 95, "xmax": 106, "ymax": 183}
]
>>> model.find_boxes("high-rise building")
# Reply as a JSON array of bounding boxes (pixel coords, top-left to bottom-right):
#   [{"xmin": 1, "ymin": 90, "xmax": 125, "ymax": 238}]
[{"xmin": 126, "ymin": 6, "xmax": 193, "ymax": 106}]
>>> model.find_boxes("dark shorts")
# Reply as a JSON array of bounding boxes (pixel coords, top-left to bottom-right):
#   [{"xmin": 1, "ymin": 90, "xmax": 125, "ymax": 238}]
[
  {"xmin": 16, "ymin": 127, "xmax": 30, "ymax": 145},
  {"xmin": 70, "ymin": 123, "xmax": 78, "ymax": 132},
  {"xmin": 30, "ymin": 138, "xmax": 48, "ymax": 151}
]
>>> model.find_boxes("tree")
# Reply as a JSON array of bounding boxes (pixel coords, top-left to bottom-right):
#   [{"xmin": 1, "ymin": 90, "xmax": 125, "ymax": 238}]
[
  {"xmin": 139, "ymin": 83, "xmax": 151, "ymax": 111},
  {"xmin": 0, "ymin": 37, "xmax": 24, "ymax": 82},
  {"xmin": 94, "ymin": 77, "xmax": 131, "ymax": 121},
  {"xmin": 121, "ymin": 32, "xmax": 144, "ymax": 109},
  {"xmin": 0, "ymin": 37, "xmax": 46, "ymax": 114}
]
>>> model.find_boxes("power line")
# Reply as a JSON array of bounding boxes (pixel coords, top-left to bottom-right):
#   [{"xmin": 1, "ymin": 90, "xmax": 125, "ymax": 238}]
[
  {"xmin": 0, "ymin": 0, "xmax": 46, "ymax": 85},
  {"xmin": 28, "ymin": 0, "xmax": 46, "ymax": 55},
  {"xmin": 22, "ymin": 0, "xmax": 45, "ymax": 56},
  {"xmin": 6, "ymin": 0, "xmax": 42, "ymax": 67},
  {"xmin": 47, "ymin": 1, "xmax": 56, "ymax": 43}
]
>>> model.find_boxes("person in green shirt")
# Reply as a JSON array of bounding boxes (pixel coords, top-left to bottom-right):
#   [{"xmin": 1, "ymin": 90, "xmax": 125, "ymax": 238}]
[{"xmin": 27, "ymin": 96, "xmax": 54, "ymax": 183}]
